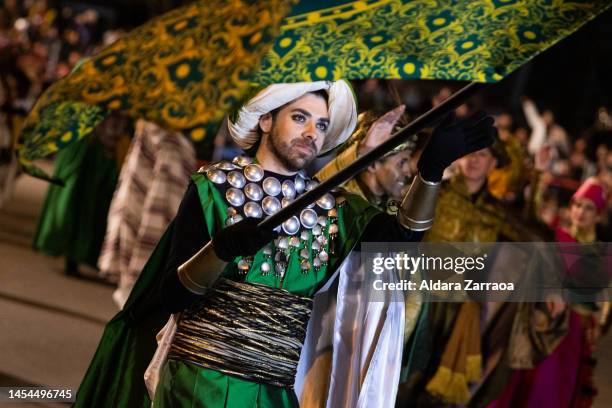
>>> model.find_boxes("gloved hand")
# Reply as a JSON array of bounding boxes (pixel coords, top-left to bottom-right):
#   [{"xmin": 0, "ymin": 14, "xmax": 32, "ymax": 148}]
[
  {"xmin": 212, "ymin": 218, "xmax": 278, "ymax": 262},
  {"xmin": 417, "ymin": 111, "xmax": 496, "ymax": 182}
]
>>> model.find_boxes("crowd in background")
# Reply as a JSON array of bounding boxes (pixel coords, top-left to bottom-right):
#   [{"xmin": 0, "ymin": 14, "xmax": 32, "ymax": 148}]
[
  {"xmin": 0, "ymin": 0, "xmax": 125, "ymax": 205},
  {"xmin": 0, "ymin": 0, "xmax": 124, "ymax": 115},
  {"xmin": 349, "ymin": 79, "xmax": 612, "ymax": 242}
]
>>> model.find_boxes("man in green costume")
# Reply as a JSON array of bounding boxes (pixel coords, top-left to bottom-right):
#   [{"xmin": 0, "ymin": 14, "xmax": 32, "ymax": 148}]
[{"xmin": 75, "ymin": 80, "xmax": 496, "ymax": 408}]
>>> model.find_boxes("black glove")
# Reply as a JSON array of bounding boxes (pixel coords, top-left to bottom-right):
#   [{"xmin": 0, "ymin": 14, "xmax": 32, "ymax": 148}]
[
  {"xmin": 212, "ymin": 218, "xmax": 278, "ymax": 262},
  {"xmin": 417, "ymin": 111, "xmax": 496, "ymax": 182}
]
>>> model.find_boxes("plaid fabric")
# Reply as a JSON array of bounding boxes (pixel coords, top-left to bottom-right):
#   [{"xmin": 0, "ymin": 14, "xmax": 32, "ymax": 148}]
[{"xmin": 98, "ymin": 120, "xmax": 196, "ymax": 308}]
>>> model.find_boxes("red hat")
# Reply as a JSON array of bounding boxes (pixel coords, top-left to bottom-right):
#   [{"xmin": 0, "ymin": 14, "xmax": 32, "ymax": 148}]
[{"xmin": 571, "ymin": 178, "xmax": 606, "ymax": 213}]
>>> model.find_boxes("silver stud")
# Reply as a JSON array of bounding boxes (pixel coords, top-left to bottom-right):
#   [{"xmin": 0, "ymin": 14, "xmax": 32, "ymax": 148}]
[
  {"xmin": 300, "ymin": 230, "xmax": 310, "ymax": 241},
  {"xmin": 317, "ymin": 235, "xmax": 328, "ymax": 246},
  {"xmin": 300, "ymin": 209, "xmax": 318, "ymax": 229},
  {"xmin": 316, "ymin": 193, "xmax": 335, "ymax": 210},
  {"xmin": 305, "ymin": 180, "xmax": 319, "ymax": 191},
  {"xmin": 226, "ymin": 188, "xmax": 245, "ymax": 207},
  {"xmin": 319, "ymin": 250, "xmax": 329, "ymax": 262},
  {"xmin": 262, "ymin": 177, "xmax": 281, "ymax": 196},
  {"xmin": 206, "ymin": 168, "xmax": 226, "ymax": 184},
  {"xmin": 300, "ymin": 259, "xmax": 311, "ymax": 271},
  {"xmin": 281, "ymin": 197, "xmax": 293, "ymax": 208},
  {"xmin": 275, "ymin": 262, "xmax": 287, "ymax": 277},
  {"xmin": 244, "ymin": 202, "xmax": 263, "ymax": 218},
  {"xmin": 216, "ymin": 161, "xmax": 238, "ymax": 171},
  {"xmin": 281, "ymin": 180, "xmax": 296, "ymax": 199},
  {"xmin": 312, "ymin": 225, "xmax": 322, "ymax": 236},
  {"xmin": 244, "ymin": 183, "xmax": 264, "ymax": 201},
  {"xmin": 238, "ymin": 258, "xmax": 250, "ymax": 271},
  {"xmin": 295, "ymin": 175, "xmax": 306, "ymax": 193},
  {"xmin": 311, "ymin": 240, "xmax": 321, "ymax": 251},
  {"xmin": 262, "ymin": 196, "xmax": 281, "ymax": 215},
  {"xmin": 261, "ymin": 262, "xmax": 271, "ymax": 274},
  {"xmin": 329, "ymin": 223, "xmax": 339, "ymax": 234},
  {"xmin": 227, "ymin": 171, "xmax": 246, "ymax": 188},
  {"xmin": 313, "ymin": 257, "xmax": 322, "ymax": 268},
  {"xmin": 289, "ymin": 236, "xmax": 300, "ymax": 247},
  {"xmin": 300, "ymin": 248, "xmax": 309, "ymax": 259},
  {"xmin": 277, "ymin": 237, "xmax": 289, "ymax": 249},
  {"xmin": 232, "ymin": 155, "xmax": 252, "ymax": 167},
  {"xmin": 244, "ymin": 164, "xmax": 264, "ymax": 182},
  {"xmin": 317, "ymin": 215, "xmax": 327, "ymax": 226},
  {"xmin": 227, "ymin": 207, "xmax": 237, "ymax": 217},
  {"xmin": 263, "ymin": 245, "xmax": 273, "ymax": 256},
  {"xmin": 282, "ymin": 216, "xmax": 300, "ymax": 235}
]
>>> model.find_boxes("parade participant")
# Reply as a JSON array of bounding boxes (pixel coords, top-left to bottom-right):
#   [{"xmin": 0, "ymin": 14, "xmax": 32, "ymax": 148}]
[
  {"xmin": 314, "ymin": 104, "xmax": 423, "ymax": 398},
  {"xmin": 487, "ymin": 112, "xmax": 527, "ymax": 203},
  {"xmin": 32, "ymin": 113, "xmax": 130, "ymax": 276},
  {"xmin": 489, "ymin": 178, "xmax": 608, "ymax": 408},
  {"xmin": 317, "ymin": 105, "xmax": 415, "ymax": 208},
  {"xmin": 75, "ymin": 80, "xmax": 496, "ymax": 408},
  {"xmin": 556, "ymin": 177, "xmax": 606, "ymax": 243},
  {"xmin": 153, "ymin": 82, "xmax": 496, "ymax": 407},
  {"xmin": 397, "ymin": 135, "xmax": 529, "ymax": 407},
  {"xmin": 98, "ymin": 119, "xmax": 196, "ymax": 308}
]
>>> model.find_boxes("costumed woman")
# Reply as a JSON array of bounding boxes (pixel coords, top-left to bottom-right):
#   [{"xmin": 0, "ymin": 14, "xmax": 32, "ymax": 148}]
[{"xmin": 488, "ymin": 177, "xmax": 609, "ymax": 408}]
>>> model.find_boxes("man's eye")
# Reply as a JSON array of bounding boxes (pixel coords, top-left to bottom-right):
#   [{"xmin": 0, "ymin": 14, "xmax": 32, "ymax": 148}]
[
  {"xmin": 316, "ymin": 122, "xmax": 329, "ymax": 132},
  {"xmin": 292, "ymin": 114, "xmax": 306, "ymax": 123}
]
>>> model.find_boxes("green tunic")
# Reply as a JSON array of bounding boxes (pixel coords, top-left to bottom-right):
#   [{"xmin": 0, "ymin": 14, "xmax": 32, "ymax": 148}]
[
  {"xmin": 74, "ymin": 171, "xmax": 378, "ymax": 408},
  {"xmin": 155, "ymin": 172, "xmax": 377, "ymax": 407},
  {"xmin": 33, "ymin": 137, "xmax": 118, "ymax": 268}
]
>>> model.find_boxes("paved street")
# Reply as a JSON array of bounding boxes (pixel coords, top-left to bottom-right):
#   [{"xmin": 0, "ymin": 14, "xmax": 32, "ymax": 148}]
[
  {"xmin": 0, "ymin": 163, "xmax": 116, "ymax": 407},
  {"xmin": 0, "ymin": 163, "xmax": 611, "ymax": 407}
]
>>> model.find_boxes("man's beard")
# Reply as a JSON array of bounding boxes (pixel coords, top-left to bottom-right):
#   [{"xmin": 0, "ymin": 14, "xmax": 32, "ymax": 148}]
[{"xmin": 266, "ymin": 126, "xmax": 318, "ymax": 172}]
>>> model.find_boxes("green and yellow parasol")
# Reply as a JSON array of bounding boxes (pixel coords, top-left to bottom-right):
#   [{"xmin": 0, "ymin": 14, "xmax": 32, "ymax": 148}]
[{"xmin": 16, "ymin": 0, "xmax": 612, "ymax": 182}]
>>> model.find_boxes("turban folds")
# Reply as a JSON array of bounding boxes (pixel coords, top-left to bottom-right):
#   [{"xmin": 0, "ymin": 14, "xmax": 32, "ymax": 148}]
[{"xmin": 227, "ymin": 81, "xmax": 357, "ymax": 154}]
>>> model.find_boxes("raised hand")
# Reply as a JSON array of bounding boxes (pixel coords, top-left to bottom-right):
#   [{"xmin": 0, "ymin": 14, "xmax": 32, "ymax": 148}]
[
  {"xmin": 418, "ymin": 111, "xmax": 496, "ymax": 182},
  {"xmin": 358, "ymin": 105, "xmax": 406, "ymax": 155}
]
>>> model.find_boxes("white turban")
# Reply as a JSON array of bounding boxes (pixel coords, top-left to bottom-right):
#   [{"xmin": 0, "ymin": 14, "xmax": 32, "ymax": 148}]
[{"xmin": 227, "ymin": 81, "xmax": 357, "ymax": 154}]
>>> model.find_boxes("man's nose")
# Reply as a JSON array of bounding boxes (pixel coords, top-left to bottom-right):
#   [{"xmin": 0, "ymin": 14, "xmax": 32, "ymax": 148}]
[
  {"xmin": 402, "ymin": 162, "xmax": 411, "ymax": 176},
  {"xmin": 303, "ymin": 121, "xmax": 317, "ymax": 140}
]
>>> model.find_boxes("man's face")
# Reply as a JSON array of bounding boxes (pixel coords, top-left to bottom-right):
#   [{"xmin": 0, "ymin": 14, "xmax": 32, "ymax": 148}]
[
  {"xmin": 260, "ymin": 93, "xmax": 329, "ymax": 172},
  {"xmin": 457, "ymin": 148, "xmax": 497, "ymax": 183},
  {"xmin": 570, "ymin": 198, "xmax": 599, "ymax": 231},
  {"xmin": 372, "ymin": 150, "xmax": 412, "ymax": 201}
]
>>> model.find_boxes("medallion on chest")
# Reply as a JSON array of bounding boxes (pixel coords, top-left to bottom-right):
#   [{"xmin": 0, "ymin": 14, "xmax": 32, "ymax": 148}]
[{"xmin": 202, "ymin": 156, "xmax": 343, "ymax": 278}]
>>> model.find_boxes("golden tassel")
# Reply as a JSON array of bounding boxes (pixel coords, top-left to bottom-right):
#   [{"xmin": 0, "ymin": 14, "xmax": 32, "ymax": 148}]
[{"xmin": 426, "ymin": 366, "xmax": 471, "ymax": 405}]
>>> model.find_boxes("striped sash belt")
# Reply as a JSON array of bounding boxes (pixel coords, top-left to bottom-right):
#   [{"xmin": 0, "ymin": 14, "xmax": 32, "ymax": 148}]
[{"xmin": 168, "ymin": 278, "xmax": 313, "ymax": 388}]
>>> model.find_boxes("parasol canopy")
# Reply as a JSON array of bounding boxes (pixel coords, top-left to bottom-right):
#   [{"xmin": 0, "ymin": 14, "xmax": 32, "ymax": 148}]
[{"xmin": 16, "ymin": 0, "xmax": 612, "ymax": 181}]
